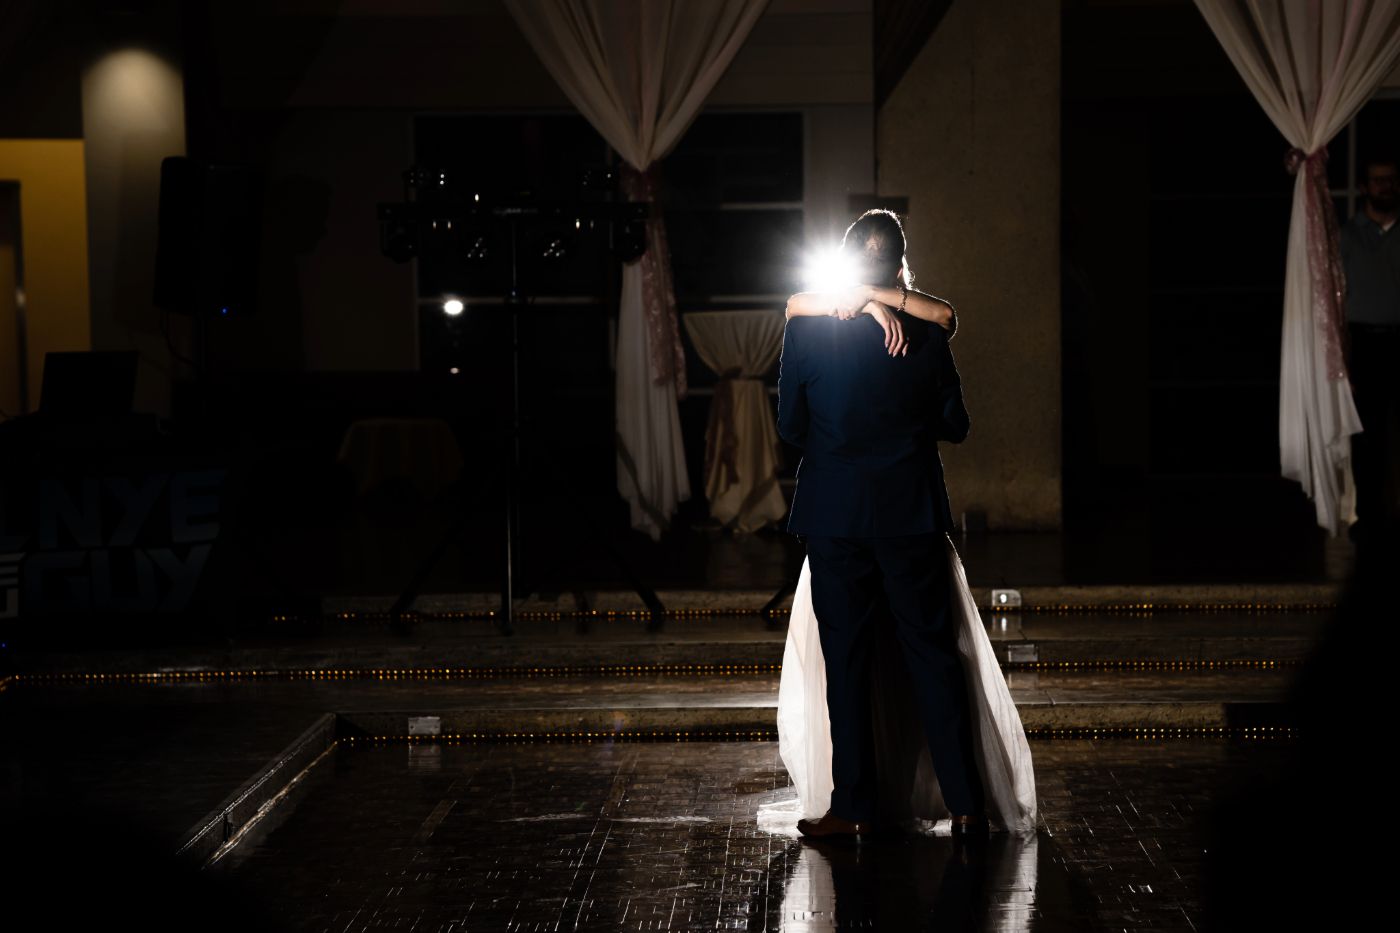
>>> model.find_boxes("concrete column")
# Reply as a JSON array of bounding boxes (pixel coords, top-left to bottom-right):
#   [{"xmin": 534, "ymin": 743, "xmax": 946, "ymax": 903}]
[
  {"xmin": 804, "ymin": 105, "xmax": 875, "ymax": 254},
  {"xmin": 81, "ymin": 22, "xmax": 187, "ymax": 418},
  {"xmin": 877, "ymin": 0, "xmax": 1061, "ymax": 530}
]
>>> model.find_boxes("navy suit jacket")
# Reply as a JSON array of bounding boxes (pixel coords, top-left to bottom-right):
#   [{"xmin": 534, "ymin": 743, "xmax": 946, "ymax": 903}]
[{"xmin": 777, "ymin": 313, "xmax": 969, "ymax": 537}]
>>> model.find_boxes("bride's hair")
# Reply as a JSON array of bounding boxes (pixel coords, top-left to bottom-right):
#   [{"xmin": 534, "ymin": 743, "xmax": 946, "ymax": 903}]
[{"xmin": 841, "ymin": 209, "xmax": 913, "ymax": 288}]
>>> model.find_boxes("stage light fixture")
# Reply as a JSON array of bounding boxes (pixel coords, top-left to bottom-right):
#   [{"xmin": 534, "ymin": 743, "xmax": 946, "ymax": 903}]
[
  {"xmin": 578, "ymin": 166, "xmax": 620, "ymax": 193},
  {"xmin": 465, "ymin": 236, "xmax": 492, "ymax": 261},
  {"xmin": 402, "ymin": 165, "xmax": 448, "ymax": 200},
  {"xmin": 443, "ymin": 299, "xmax": 464, "ymax": 316},
  {"xmin": 541, "ymin": 236, "xmax": 569, "ymax": 261}
]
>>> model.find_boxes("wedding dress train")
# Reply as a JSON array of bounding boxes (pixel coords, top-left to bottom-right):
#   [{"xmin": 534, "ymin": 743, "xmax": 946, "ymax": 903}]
[{"xmin": 758, "ymin": 535, "xmax": 1037, "ymax": 834}]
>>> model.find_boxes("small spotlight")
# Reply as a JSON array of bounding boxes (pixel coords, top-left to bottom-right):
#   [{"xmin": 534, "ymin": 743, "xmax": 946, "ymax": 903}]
[
  {"xmin": 449, "ymin": 367, "xmax": 460, "ymax": 374},
  {"xmin": 444, "ymin": 299, "xmax": 464, "ymax": 316}
]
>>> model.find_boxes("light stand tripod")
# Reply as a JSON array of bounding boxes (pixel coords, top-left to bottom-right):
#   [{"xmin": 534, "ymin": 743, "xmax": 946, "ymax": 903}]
[{"xmin": 383, "ymin": 207, "xmax": 663, "ymax": 634}]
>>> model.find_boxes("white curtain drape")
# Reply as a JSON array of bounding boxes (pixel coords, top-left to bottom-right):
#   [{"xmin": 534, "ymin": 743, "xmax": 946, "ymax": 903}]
[
  {"xmin": 504, "ymin": 0, "xmax": 771, "ymax": 539},
  {"xmin": 1194, "ymin": 0, "xmax": 1400, "ymax": 533},
  {"xmin": 682, "ymin": 311, "xmax": 788, "ymax": 533}
]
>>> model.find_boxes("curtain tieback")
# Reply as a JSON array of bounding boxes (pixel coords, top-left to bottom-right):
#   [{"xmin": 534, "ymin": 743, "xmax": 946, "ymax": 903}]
[
  {"xmin": 705, "ymin": 367, "xmax": 752, "ymax": 489},
  {"xmin": 620, "ymin": 161, "xmax": 687, "ymax": 396},
  {"xmin": 1284, "ymin": 147, "xmax": 1349, "ymax": 380}
]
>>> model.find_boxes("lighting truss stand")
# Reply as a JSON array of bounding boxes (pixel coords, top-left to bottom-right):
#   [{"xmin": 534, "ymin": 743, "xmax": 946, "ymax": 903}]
[{"xmin": 387, "ymin": 215, "xmax": 664, "ymax": 634}]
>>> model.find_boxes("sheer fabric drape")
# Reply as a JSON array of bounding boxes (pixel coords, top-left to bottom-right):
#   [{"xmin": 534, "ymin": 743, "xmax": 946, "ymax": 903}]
[
  {"xmin": 504, "ymin": 0, "xmax": 770, "ymax": 539},
  {"xmin": 758, "ymin": 539, "xmax": 1037, "ymax": 835},
  {"xmin": 1194, "ymin": 0, "xmax": 1400, "ymax": 533},
  {"xmin": 681, "ymin": 311, "xmax": 788, "ymax": 533}
]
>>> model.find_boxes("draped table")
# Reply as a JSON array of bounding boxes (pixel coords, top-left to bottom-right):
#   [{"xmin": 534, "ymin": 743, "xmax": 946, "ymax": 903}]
[
  {"xmin": 682, "ymin": 310, "xmax": 788, "ymax": 533},
  {"xmin": 336, "ymin": 418, "xmax": 464, "ymax": 501}
]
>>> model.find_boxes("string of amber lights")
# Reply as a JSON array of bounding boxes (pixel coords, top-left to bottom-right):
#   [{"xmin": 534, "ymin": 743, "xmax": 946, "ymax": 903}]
[
  {"xmin": 1023, "ymin": 726, "xmax": 1296, "ymax": 740},
  {"xmin": 6, "ymin": 658, "xmax": 1303, "ymax": 687},
  {"xmin": 335, "ymin": 726, "xmax": 1295, "ymax": 745},
  {"xmin": 1003, "ymin": 660, "xmax": 1301, "ymax": 671},
  {"xmin": 10, "ymin": 664, "xmax": 782, "ymax": 686},
  {"xmin": 981, "ymin": 603, "xmax": 1333, "ymax": 614},
  {"xmin": 340, "ymin": 731, "xmax": 781, "ymax": 745},
  {"xmin": 258, "ymin": 601, "xmax": 1334, "ymax": 625}
]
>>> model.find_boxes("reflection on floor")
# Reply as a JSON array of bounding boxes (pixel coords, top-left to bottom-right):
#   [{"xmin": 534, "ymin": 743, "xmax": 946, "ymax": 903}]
[{"xmin": 224, "ymin": 737, "xmax": 1288, "ymax": 931}]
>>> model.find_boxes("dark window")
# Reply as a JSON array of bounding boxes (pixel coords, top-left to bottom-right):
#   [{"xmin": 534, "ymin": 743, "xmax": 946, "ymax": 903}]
[
  {"xmin": 1144, "ymin": 97, "xmax": 1291, "ymax": 475},
  {"xmin": 661, "ymin": 113, "xmax": 804, "ymax": 299},
  {"xmin": 661, "ymin": 113, "xmax": 803, "ymax": 203},
  {"xmin": 1145, "ymin": 94, "xmax": 1400, "ymax": 476}
]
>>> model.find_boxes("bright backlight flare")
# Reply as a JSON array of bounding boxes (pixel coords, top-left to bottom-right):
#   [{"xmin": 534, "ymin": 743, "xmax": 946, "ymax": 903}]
[
  {"xmin": 443, "ymin": 299, "xmax": 464, "ymax": 316},
  {"xmin": 803, "ymin": 247, "xmax": 857, "ymax": 294}
]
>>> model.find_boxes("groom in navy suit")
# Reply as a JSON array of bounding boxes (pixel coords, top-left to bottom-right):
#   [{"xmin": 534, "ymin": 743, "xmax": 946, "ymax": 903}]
[{"xmin": 778, "ymin": 213, "xmax": 985, "ymax": 838}]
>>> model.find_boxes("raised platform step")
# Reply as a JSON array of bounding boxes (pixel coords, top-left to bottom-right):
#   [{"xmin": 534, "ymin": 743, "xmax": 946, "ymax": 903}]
[
  {"xmin": 12, "ymin": 610, "xmax": 1329, "ymax": 675},
  {"xmin": 4, "ymin": 666, "xmax": 1300, "ymax": 869},
  {"xmin": 9, "ymin": 667, "xmax": 1298, "ymax": 734},
  {"xmin": 326, "ymin": 665, "xmax": 1295, "ymax": 734},
  {"xmin": 324, "ymin": 581, "xmax": 1345, "ymax": 616},
  {"xmin": 336, "ymin": 701, "xmax": 1290, "ymax": 736}
]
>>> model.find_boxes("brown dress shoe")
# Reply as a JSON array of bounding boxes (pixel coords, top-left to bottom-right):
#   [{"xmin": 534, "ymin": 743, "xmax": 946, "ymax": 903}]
[{"xmin": 797, "ymin": 811, "xmax": 872, "ymax": 839}]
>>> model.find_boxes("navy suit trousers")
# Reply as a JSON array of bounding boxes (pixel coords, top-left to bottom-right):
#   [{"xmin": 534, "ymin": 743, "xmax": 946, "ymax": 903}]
[{"xmin": 806, "ymin": 533, "xmax": 985, "ymax": 822}]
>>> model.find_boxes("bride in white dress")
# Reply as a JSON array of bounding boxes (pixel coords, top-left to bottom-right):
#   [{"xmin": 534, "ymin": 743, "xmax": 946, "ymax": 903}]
[{"xmin": 758, "ymin": 539, "xmax": 1037, "ymax": 836}]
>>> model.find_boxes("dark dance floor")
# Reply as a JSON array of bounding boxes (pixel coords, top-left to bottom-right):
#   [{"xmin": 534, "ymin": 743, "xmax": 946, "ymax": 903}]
[{"xmin": 216, "ymin": 737, "xmax": 1289, "ymax": 932}]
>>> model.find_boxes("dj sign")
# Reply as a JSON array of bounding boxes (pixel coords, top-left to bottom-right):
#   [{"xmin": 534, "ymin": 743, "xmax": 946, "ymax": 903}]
[{"xmin": 0, "ymin": 470, "xmax": 227, "ymax": 617}]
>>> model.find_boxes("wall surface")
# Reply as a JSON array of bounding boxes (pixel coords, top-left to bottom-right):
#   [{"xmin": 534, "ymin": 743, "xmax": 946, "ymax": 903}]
[
  {"xmin": 804, "ymin": 104, "xmax": 875, "ymax": 252},
  {"xmin": 81, "ymin": 44, "xmax": 187, "ymax": 418},
  {"xmin": 0, "ymin": 141, "xmax": 92, "ymax": 410},
  {"xmin": 878, "ymin": 0, "xmax": 1061, "ymax": 530},
  {"xmin": 200, "ymin": 0, "xmax": 875, "ymax": 377},
  {"xmin": 204, "ymin": 109, "xmax": 417, "ymax": 376},
  {"xmin": 0, "ymin": 188, "xmax": 21, "ymax": 415},
  {"xmin": 217, "ymin": 0, "xmax": 874, "ymax": 110}
]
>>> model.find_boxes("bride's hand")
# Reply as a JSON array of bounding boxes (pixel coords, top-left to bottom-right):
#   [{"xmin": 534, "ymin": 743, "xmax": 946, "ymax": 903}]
[
  {"xmin": 832, "ymin": 285, "xmax": 872, "ymax": 320},
  {"xmin": 866, "ymin": 302, "xmax": 907, "ymax": 356}
]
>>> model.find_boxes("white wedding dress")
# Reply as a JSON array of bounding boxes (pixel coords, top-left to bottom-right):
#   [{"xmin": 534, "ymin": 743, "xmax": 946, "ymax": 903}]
[{"xmin": 758, "ymin": 535, "xmax": 1037, "ymax": 835}]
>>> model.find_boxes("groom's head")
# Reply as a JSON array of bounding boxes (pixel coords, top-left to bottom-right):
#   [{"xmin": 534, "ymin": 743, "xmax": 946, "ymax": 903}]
[{"xmin": 842, "ymin": 210, "xmax": 910, "ymax": 287}]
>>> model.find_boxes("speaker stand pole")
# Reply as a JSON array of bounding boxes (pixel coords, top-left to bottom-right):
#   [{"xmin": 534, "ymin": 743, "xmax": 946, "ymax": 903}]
[
  {"xmin": 501, "ymin": 219, "xmax": 524, "ymax": 636},
  {"xmin": 196, "ymin": 313, "xmax": 209, "ymax": 418}
]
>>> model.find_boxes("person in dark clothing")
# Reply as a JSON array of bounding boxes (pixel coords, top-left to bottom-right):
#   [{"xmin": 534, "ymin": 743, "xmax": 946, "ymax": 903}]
[
  {"xmin": 778, "ymin": 211, "xmax": 985, "ymax": 838},
  {"xmin": 1341, "ymin": 153, "xmax": 1400, "ymax": 540}
]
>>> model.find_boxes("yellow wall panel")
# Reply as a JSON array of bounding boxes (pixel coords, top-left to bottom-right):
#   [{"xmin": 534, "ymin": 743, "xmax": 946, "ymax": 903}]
[{"xmin": 0, "ymin": 140, "xmax": 91, "ymax": 412}]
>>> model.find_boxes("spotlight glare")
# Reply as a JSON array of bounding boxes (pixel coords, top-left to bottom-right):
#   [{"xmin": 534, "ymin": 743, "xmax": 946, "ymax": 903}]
[
  {"xmin": 803, "ymin": 247, "xmax": 857, "ymax": 293},
  {"xmin": 443, "ymin": 299, "xmax": 464, "ymax": 316}
]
